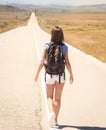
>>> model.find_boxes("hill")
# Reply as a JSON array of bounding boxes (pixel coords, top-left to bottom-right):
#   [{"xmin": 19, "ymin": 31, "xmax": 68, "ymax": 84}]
[
  {"xmin": 0, "ymin": 5, "xmax": 27, "ymax": 12},
  {"xmin": 70, "ymin": 4, "xmax": 106, "ymax": 12},
  {"xmin": 2, "ymin": 3, "xmax": 106, "ymax": 13},
  {"xmin": 0, "ymin": 5, "xmax": 30, "ymax": 34}
]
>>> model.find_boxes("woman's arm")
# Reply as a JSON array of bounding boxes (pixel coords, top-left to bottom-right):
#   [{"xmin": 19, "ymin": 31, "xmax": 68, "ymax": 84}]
[
  {"xmin": 34, "ymin": 49, "xmax": 46, "ymax": 82},
  {"xmin": 64, "ymin": 50, "xmax": 74, "ymax": 84}
]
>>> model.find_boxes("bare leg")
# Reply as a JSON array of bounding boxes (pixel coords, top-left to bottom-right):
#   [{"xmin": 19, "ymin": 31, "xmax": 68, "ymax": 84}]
[
  {"xmin": 46, "ymin": 83, "xmax": 56, "ymax": 126},
  {"xmin": 46, "ymin": 84, "xmax": 55, "ymax": 113},
  {"xmin": 53, "ymin": 82, "xmax": 64, "ymax": 123}
]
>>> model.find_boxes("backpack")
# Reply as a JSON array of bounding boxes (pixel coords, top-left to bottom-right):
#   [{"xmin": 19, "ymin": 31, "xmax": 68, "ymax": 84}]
[{"xmin": 44, "ymin": 42, "xmax": 65, "ymax": 83}]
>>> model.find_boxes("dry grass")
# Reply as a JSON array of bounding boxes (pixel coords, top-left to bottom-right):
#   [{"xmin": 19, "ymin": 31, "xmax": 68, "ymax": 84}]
[
  {"xmin": 36, "ymin": 11, "xmax": 106, "ymax": 63},
  {"xmin": 0, "ymin": 6, "xmax": 30, "ymax": 34}
]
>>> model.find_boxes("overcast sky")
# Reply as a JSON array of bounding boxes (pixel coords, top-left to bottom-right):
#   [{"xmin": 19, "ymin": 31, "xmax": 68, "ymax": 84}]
[{"xmin": 0, "ymin": 0, "xmax": 106, "ymax": 6}]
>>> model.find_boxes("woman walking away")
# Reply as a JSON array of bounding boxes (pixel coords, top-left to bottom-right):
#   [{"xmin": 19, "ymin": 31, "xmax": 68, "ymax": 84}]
[{"xmin": 34, "ymin": 26, "xmax": 74, "ymax": 127}]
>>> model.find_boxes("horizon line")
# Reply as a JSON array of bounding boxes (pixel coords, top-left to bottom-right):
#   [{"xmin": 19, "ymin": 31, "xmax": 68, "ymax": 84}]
[{"xmin": 0, "ymin": 2, "xmax": 106, "ymax": 6}]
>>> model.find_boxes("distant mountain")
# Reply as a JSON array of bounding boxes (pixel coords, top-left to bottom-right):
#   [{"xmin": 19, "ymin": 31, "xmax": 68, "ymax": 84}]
[
  {"xmin": 71, "ymin": 4, "xmax": 106, "ymax": 12},
  {"xmin": 29, "ymin": 4, "xmax": 106, "ymax": 12},
  {"xmin": 47, "ymin": 4, "xmax": 106, "ymax": 12},
  {"xmin": 0, "ymin": 4, "xmax": 106, "ymax": 12},
  {"xmin": 0, "ymin": 5, "xmax": 27, "ymax": 12}
]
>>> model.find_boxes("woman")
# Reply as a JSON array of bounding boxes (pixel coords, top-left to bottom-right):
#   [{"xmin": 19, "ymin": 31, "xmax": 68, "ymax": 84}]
[{"xmin": 34, "ymin": 26, "xmax": 74, "ymax": 127}]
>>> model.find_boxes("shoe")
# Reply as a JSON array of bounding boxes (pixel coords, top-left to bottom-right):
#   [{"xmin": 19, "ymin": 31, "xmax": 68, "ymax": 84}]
[
  {"xmin": 49, "ymin": 112, "xmax": 56, "ymax": 127},
  {"xmin": 51, "ymin": 121, "xmax": 59, "ymax": 128}
]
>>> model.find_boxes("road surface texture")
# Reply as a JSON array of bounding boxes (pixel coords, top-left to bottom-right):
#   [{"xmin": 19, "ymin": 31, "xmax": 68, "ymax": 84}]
[
  {"xmin": 0, "ymin": 13, "xmax": 48, "ymax": 130},
  {"xmin": 0, "ymin": 12, "xmax": 106, "ymax": 130}
]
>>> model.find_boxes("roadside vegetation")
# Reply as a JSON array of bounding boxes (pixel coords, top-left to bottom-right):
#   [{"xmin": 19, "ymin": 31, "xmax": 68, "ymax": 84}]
[
  {"xmin": 0, "ymin": 5, "xmax": 30, "ymax": 34},
  {"xmin": 35, "ymin": 8, "xmax": 106, "ymax": 63}
]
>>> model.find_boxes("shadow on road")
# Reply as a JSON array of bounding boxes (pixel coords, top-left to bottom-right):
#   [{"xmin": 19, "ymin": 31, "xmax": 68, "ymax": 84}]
[{"xmin": 58, "ymin": 125, "xmax": 106, "ymax": 130}]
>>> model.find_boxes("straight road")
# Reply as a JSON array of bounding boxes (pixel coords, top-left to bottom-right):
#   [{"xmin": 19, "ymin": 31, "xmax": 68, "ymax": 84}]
[
  {"xmin": 0, "ymin": 15, "xmax": 48, "ymax": 130},
  {"xmin": 30, "ymin": 13, "xmax": 106, "ymax": 130},
  {"xmin": 0, "ymin": 12, "xmax": 106, "ymax": 130}
]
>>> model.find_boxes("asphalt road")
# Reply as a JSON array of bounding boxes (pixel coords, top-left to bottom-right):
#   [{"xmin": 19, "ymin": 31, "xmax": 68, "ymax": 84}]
[
  {"xmin": 0, "ymin": 15, "xmax": 48, "ymax": 130},
  {"xmin": 0, "ymin": 12, "xmax": 106, "ymax": 130}
]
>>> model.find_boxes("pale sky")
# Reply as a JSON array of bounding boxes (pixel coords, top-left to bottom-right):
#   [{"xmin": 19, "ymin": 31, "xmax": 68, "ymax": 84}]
[{"xmin": 0, "ymin": 0, "xmax": 106, "ymax": 6}]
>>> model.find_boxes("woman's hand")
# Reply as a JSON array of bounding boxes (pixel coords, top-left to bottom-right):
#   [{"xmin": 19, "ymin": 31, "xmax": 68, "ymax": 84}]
[
  {"xmin": 69, "ymin": 75, "xmax": 74, "ymax": 84},
  {"xmin": 34, "ymin": 74, "xmax": 38, "ymax": 82}
]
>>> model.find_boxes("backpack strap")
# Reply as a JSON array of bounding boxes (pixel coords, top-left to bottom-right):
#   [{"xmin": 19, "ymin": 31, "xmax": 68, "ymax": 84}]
[
  {"xmin": 59, "ymin": 74, "xmax": 61, "ymax": 84},
  {"xmin": 45, "ymin": 72, "xmax": 53, "ymax": 83},
  {"xmin": 58, "ymin": 72, "xmax": 65, "ymax": 84},
  {"xmin": 64, "ymin": 72, "xmax": 65, "ymax": 80},
  {"xmin": 45, "ymin": 72, "xmax": 46, "ymax": 82}
]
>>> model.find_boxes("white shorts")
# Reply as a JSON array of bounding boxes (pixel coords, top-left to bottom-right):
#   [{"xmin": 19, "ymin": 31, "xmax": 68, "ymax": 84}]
[{"xmin": 45, "ymin": 72, "xmax": 65, "ymax": 84}]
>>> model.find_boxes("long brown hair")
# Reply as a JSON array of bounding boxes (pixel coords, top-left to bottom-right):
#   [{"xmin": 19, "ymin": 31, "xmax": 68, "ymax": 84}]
[{"xmin": 51, "ymin": 26, "xmax": 64, "ymax": 43}]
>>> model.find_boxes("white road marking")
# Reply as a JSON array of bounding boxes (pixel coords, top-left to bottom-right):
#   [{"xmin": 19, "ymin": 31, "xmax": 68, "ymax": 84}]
[{"xmin": 31, "ymin": 13, "xmax": 57, "ymax": 130}]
